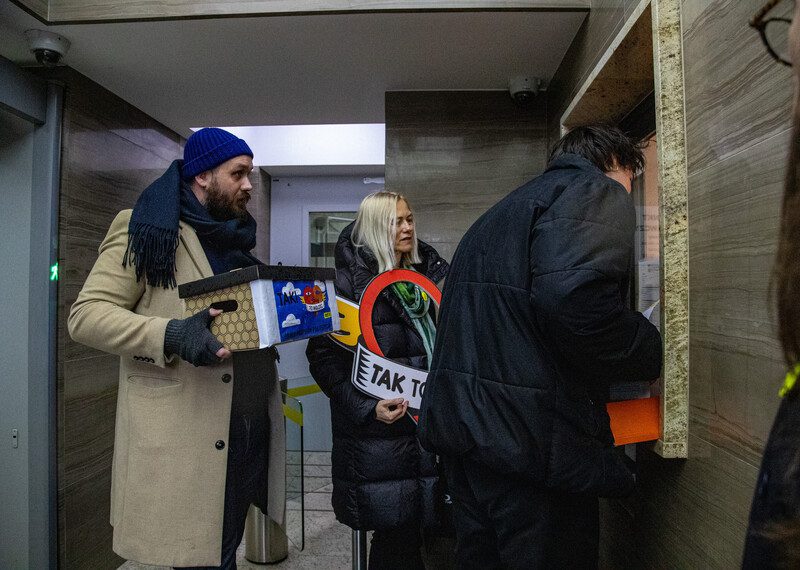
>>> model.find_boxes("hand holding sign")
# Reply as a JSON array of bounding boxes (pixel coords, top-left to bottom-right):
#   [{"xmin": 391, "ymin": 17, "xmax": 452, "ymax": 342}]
[{"xmin": 375, "ymin": 398, "xmax": 409, "ymax": 424}]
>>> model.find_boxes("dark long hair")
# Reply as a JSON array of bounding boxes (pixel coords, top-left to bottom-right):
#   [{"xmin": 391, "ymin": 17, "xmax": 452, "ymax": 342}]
[
  {"xmin": 762, "ymin": 100, "xmax": 800, "ymax": 568},
  {"xmin": 775, "ymin": 119, "xmax": 800, "ymax": 366}
]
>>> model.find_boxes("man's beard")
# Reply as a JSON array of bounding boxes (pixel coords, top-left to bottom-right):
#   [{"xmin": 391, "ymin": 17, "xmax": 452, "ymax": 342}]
[{"xmin": 205, "ymin": 177, "xmax": 249, "ymax": 221}]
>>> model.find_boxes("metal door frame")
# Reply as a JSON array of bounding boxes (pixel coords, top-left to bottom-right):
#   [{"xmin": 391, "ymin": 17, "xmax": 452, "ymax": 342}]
[{"xmin": 0, "ymin": 55, "xmax": 62, "ymax": 570}]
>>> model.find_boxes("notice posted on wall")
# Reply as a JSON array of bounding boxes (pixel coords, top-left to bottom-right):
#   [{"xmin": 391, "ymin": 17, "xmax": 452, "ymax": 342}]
[{"xmin": 638, "ymin": 258, "xmax": 660, "ymax": 331}]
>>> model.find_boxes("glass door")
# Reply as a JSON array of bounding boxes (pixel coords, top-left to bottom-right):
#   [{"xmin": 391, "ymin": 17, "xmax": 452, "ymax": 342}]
[{"xmin": 308, "ymin": 211, "xmax": 356, "ymax": 268}]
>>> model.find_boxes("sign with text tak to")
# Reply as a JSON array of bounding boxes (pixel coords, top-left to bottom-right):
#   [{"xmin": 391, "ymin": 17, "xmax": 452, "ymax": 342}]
[
  {"xmin": 352, "ymin": 341, "xmax": 428, "ymax": 409},
  {"xmin": 330, "ymin": 269, "xmax": 442, "ymax": 414}
]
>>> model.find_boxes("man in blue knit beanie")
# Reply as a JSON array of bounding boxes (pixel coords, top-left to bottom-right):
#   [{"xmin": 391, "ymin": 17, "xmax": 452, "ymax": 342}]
[
  {"xmin": 68, "ymin": 127, "xmax": 286, "ymax": 568},
  {"xmin": 182, "ymin": 128, "xmax": 255, "ymax": 222}
]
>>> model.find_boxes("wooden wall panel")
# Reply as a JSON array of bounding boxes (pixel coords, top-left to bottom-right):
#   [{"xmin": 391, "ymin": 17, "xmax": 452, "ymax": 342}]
[
  {"xmin": 10, "ymin": 0, "xmax": 48, "ymax": 20},
  {"xmin": 546, "ymin": 0, "xmax": 790, "ymax": 566},
  {"xmin": 45, "ymin": 66, "xmax": 183, "ymax": 570},
  {"xmin": 688, "ymin": 134, "xmax": 786, "ymax": 467},
  {"xmin": 561, "ymin": 3, "xmax": 654, "ymax": 128},
  {"xmin": 47, "ymin": 66, "xmax": 274, "ymax": 568},
  {"xmin": 547, "ymin": 0, "xmax": 640, "ymax": 143},
  {"xmin": 680, "ymin": 0, "xmax": 792, "ymax": 557},
  {"xmin": 683, "ymin": 0, "xmax": 790, "ymax": 473},
  {"xmin": 385, "ymin": 90, "xmax": 548, "ymax": 262},
  {"xmin": 682, "ymin": 0, "xmax": 793, "ymax": 173},
  {"xmin": 39, "ymin": 0, "xmax": 588, "ymax": 23},
  {"xmin": 599, "ymin": 436, "xmax": 760, "ymax": 569}
]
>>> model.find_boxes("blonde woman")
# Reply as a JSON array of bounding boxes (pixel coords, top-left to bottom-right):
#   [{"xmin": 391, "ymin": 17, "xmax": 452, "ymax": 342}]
[{"xmin": 306, "ymin": 192, "xmax": 448, "ymax": 569}]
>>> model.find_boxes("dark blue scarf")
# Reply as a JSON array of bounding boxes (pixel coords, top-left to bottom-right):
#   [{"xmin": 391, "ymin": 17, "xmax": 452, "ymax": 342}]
[
  {"xmin": 179, "ymin": 182, "xmax": 261, "ymax": 274},
  {"xmin": 123, "ymin": 159, "xmax": 260, "ymax": 287}
]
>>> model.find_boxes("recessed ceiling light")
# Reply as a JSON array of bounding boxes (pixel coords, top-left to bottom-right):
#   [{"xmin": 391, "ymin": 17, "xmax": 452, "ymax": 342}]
[{"xmin": 191, "ymin": 124, "xmax": 385, "ymax": 167}]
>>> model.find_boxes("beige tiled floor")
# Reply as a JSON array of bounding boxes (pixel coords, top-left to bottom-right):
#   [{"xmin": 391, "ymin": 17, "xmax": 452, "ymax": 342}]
[{"xmin": 119, "ymin": 451, "xmax": 354, "ymax": 570}]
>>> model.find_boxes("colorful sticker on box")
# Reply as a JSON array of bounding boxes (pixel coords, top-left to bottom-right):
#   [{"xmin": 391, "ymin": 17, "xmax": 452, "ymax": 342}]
[{"xmin": 273, "ymin": 280, "xmax": 334, "ymax": 343}]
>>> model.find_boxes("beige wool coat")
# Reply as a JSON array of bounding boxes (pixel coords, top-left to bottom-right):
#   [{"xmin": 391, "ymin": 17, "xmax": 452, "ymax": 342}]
[{"xmin": 68, "ymin": 209, "xmax": 285, "ymax": 567}]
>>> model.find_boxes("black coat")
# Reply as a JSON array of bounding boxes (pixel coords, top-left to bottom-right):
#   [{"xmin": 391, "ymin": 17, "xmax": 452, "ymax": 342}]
[
  {"xmin": 742, "ymin": 390, "xmax": 800, "ymax": 569},
  {"xmin": 418, "ymin": 153, "xmax": 662, "ymax": 498},
  {"xmin": 306, "ymin": 223, "xmax": 449, "ymax": 530}
]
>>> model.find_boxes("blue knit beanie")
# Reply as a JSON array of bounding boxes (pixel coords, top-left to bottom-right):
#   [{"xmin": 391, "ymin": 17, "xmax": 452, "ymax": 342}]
[{"xmin": 182, "ymin": 128, "xmax": 253, "ymax": 180}]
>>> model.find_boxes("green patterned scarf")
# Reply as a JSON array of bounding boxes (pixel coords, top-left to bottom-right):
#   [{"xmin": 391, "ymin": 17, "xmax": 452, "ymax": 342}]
[{"xmin": 391, "ymin": 281, "xmax": 436, "ymax": 369}]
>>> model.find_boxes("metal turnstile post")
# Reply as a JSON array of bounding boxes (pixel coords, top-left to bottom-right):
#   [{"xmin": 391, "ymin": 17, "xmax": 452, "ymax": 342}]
[
  {"xmin": 244, "ymin": 505, "xmax": 289, "ymax": 564},
  {"xmin": 352, "ymin": 529, "xmax": 368, "ymax": 570}
]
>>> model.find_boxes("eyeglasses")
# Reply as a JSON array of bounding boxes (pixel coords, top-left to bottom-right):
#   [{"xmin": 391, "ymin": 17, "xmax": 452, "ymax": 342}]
[{"xmin": 751, "ymin": 0, "xmax": 793, "ymax": 66}]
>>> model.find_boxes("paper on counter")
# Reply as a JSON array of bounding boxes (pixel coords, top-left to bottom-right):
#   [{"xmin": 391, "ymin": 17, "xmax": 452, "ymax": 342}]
[{"xmin": 642, "ymin": 299, "xmax": 660, "ymax": 321}]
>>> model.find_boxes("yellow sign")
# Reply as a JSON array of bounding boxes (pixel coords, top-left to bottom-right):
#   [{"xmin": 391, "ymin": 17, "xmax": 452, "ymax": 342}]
[{"xmin": 330, "ymin": 296, "xmax": 361, "ymax": 348}]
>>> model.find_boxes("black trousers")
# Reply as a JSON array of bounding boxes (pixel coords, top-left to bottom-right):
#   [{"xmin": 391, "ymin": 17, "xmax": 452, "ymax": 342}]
[
  {"xmin": 369, "ymin": 524, "xmax": 425, "ymax": 570},
  {"xmin": 175, "ymin": 432, "xmax": 267, "ymax": 570},
  {"xmin": 443, "ymin": 455, "xmax": 599, "ymax": 570}
]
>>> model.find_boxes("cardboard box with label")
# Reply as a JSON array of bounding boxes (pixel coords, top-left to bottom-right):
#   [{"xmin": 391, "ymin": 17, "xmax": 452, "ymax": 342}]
[{"xmin": 179, "ymin": 265, "xmax": 340, "ymax": 351}]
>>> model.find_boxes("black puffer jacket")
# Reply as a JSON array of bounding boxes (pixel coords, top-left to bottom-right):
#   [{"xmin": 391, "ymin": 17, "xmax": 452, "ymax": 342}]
[
  {"xmin": 306, "ymin": 223, "xmax": 449, "ymax": 530},
  {"xmin": 418, "ymin": 153, "xmax": 662, "ymax": 498}
]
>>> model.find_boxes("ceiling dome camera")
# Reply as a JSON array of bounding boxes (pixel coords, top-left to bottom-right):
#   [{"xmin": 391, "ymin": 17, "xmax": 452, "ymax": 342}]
[
  {"xmin": 508, "ymin": 76, "xmax": 542, "ymax": 105},
  {"xmin": 24, "ymin": 29, "xmax": 71, "ymax": 67}
]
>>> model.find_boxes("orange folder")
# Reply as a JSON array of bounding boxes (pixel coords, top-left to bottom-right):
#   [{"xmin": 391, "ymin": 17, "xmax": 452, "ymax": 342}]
[{"xmin": 606, "ymin": 396, "xmax": 660, "ymax": 446}]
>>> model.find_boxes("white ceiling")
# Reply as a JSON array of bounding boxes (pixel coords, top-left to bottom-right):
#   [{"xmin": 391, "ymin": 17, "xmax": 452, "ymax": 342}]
[{"xmin": 0, "ymin": 1, "xmax": 585, "ymax": 138}]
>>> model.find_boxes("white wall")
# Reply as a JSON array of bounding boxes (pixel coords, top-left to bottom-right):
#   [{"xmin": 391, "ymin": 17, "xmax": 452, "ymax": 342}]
[
  {"xmin": 270, "ymin": 175, "xmax": 375, "ymax": 379},
  {"xmin": 270, "ymin": 175, "xmax": 374, "ymax": 265},
  {"xmin": 270, "ymin": 175, "xmax": 376, "ymax": 450}
]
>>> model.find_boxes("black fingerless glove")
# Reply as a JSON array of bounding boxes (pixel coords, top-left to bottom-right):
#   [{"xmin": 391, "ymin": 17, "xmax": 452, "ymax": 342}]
[{"xmin": 164, "ymin": 309, "xmax": 225, "ymax": 367}]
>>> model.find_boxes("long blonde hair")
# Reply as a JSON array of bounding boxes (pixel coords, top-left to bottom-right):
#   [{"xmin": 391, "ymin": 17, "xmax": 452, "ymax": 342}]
[{"xmin": 352, "ymin": 191, "xmax": 420, "ymax": 273}]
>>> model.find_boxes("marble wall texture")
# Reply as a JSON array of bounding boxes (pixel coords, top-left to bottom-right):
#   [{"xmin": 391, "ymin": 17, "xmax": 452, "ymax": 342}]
[
  {"xmin": 548, "ymin": 0, "xmax": 793, "ymax": 566},
  {"xmin": 44, "ymin": 66, "xmax": 183, "ymax": 570},
  {"xmin": 44, "ymin": 67, "xmax": 272, "ymax": 569},
  {"xmin": 385, "ymin": 90, "xmax": 549, "ymax": 262},
  {"xmin": 683, "ymin": 0, "xmax": 791, "ymax": 527},
  {"xmin": 651, "ymin": 0, "xmax": 689, "ymax": 459}
]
